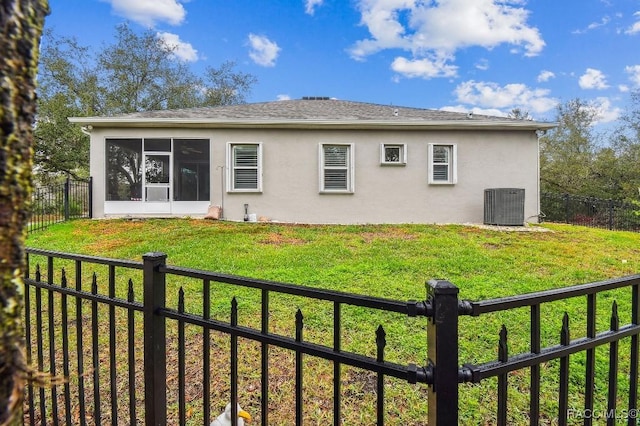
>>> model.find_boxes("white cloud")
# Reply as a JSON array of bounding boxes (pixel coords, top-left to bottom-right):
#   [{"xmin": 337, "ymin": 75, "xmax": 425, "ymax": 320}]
[
  {"xmin": 157, "ymin": 32, "xmax": 198, "ymax": 62},
  {"xmin": 277, "ymin": 94, "xmax": 291, "ymax": 101},
  {"xmin": 349, "ymin": 0, "xmax": 545, "ymax": 79},
  {"xmin": 454, "ymin": 80, "xmax": 557, "ymax": 114},
  {"xmin": 626, "ymin": 11, "xmax": 640, "ymax": 34},
  {"xmin": 579, "ymin": 68, "xmax": 609, "ymax": 90},
  {"xmin": 475, "ymin": 58, "xmax": 490, "ymax": 71},
  {"xmin": 573, "ymin": 16, "xmax": 610, "ymax": 34},
  {"xmin": 537, "ymin": 70, "xmax": 555, "ymax": 82},
  {"xmin": 103, "ymin": 0, "xmax": 186, "ymax": 27},
  {"xmin": 589, "ymin": 16, "xmax": 611, "ymax": 29},
  {"xmin": 626, "ymin": 65, "xmax": 640, "ymax": 86},
  {"xmin": 591, "ymin": 97, "xmax": 622, "ymax": 124},
  {"xmin": 440, "ymin": 105, "xmax": 508, "ymax": 117},
  {"xmin": 305, "ymin": 0, "xmax": 324, "ymax": 15},
  {"xmin": 619, "ymin": 84, "xmax": 630, "ymax": 93},
  {"xmin": 248, "ymin": 34, "xmax": 281, "ymax": 67},
  {"xmin": 391, "ymin": 55, "xmax": 458, "ymax": 79}
]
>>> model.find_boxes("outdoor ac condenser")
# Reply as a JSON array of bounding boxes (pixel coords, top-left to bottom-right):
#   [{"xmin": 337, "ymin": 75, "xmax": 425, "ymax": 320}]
[{"xmin": 484, "ymin": 188, "xmax": 525, "ymax": 226}]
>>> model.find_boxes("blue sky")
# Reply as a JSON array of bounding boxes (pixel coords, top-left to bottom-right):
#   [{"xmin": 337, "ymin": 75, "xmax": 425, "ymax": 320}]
[{"xmin": 44, "ymin": 0, "xmax": 640, "ymax": 125}]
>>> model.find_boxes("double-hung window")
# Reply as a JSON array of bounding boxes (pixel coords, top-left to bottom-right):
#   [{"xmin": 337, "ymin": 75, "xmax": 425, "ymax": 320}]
[
  {"xmin": 319, "ymin": 144, "xmax": 354, "ymax": 193},
  {"xmin": 428, "ymin": 143, "xmax": 457, "ymax": 184},
  {"xmin": 228, "ymin": 143, "xmax": 262, "ymax": 192}
]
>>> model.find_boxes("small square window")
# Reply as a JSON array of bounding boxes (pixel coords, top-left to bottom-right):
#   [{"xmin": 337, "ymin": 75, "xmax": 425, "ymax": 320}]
[{"xmin": 380, "ymin": 144, "xmax": 406, "ymax": 165}]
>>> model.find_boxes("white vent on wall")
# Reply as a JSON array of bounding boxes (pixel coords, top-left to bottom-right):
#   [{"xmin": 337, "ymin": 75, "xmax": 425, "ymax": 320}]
[{"xmin": 484, "ymin": 188, "xmax": 525, "ymax": 226}]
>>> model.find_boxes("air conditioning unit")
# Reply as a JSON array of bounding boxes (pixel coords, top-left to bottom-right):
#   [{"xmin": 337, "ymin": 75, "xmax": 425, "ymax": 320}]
[{"xmin": 484, "ymin": 188, "xmax": 525, "ymax": 226}]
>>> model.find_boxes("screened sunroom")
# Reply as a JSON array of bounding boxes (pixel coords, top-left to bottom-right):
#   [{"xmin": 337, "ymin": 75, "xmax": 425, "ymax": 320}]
[{"xmin": 105, "ymin": 137, "xmax": 210, "ymax": 215}]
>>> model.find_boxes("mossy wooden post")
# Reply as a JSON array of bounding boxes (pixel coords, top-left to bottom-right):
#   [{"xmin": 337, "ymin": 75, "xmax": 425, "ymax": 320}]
[{"xmin": 0, "ymin": 1, "xmax": 49, "ymax": 424}]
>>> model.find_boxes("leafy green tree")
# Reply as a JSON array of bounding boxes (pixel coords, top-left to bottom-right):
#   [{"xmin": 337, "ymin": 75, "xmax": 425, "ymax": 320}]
[
  {"xmin": 590, "ymin": 146, "xmax": 625, "ymax": 198},
  {"xmin": 610, "ymin": 90, "xmax": 640, "ymax": 201},
  {"xmin": 202, "ymin": 61, "xmax": 256, "ymax": 106},
  {"xmin": 35, "ymin": 32, "xmax": 97, "ymax": 181},
  {"xmin": 618, "ymin": 90, "xmax": 640, "ymax": 143},
  {"xmin": 0, "ymin": 1, "xmax": 49, "ymax": 423},
  {"xmin": 98, "ymin": 24, "xmax": 203, "ymax": 113},
  {"xmin": 540, "ymin": 93, "xmax": 640, "ymax": 202},
  {"xmin": 508, "ymin": 108, "xmax": 532, "ymax": 120},
  {"xmin": 539, "ymin": 99, "xmax": 601, "ymax": 196},
  {"xmin": 35, "ymin": 24, "xmax": 257, "ymax": 179}
]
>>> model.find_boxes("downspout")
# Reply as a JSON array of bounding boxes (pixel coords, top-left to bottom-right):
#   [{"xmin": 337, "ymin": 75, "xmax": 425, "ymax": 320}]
[
  {"xmin": 81, "ymin": 125, "xmax": 94, "ymax": 219},
  {"xmin": 216, "ymin": 165, "xmax": 225, "ymax": 219},
  {"xmin": 535, "ymin": 129, "xmax": 547, "ymax": 223}
]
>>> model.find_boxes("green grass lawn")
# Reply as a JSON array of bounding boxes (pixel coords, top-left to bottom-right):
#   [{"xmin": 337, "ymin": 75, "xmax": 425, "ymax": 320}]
[
  {"xmin": 25, "ymin": 219, "xmax": 640, "ymax": 425},
  {"xmin": 27, "ymin": 219, "xmax": 640, "ymax": 298}
]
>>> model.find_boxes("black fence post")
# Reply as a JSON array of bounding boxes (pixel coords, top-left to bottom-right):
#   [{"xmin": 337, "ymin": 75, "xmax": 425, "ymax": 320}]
[
  {"xmin": 64, "ymin": 177, "xmax": 70, "ymax": 221},
  {"xmin": 563, "ymin": 193, "xmax": 570, "ymax": 224},
  {"xmin": 143, "ymin": 252, "xmax": 168, "ymax": 426},
  {"xmin": 608, "ymin": 199, "xmax": 614, "ymax": 230},
  {"xmin": 427, "ymin": 279, "xmax": 460, "ymax": 426}
]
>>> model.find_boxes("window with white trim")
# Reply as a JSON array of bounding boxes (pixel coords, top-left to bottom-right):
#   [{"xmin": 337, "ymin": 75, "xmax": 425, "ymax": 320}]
[
  {"xmin": 428, "ymin": 144, "xmax": 457, "ymax": 184},
  {"xmin": 380, "ymin": 144, "xmax": 406, "ymax": 165},
  {"xmin": 228, "ymin": 143, "xmax": 262, "ymax": 192},
  {"xmin": 319, "ymin": 144, "xmax": 354, "ymax": 193}
]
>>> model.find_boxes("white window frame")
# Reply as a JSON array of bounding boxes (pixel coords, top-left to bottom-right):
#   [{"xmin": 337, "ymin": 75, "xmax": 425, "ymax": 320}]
[
  {"xmin": 428, "ymin": 143, "xmax": 457, "ymax": 184},
  {"xmin": 319, "ymin": 143, "xmax": 355, "ymax": 193},
  {"xmin": 227, "ymin": 142, "xmax": 262, "ymax": 192},
  {"xmin": 380, "ymin": 143, "xmax": 407, "ymax": 166}
]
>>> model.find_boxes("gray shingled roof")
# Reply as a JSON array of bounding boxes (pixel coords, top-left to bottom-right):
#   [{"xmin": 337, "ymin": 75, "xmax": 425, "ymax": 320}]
[
  {"xmin": 111, "ymin": 99, "xmax": 501, "ymax": 121},
  {"xmin": 69, "ymin": 98, "xmax": 556, "ymax": 130}
]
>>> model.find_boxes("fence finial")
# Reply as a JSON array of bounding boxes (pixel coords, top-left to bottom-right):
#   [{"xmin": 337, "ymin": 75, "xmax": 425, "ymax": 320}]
[
  {"xmin": 561, "ymin": 312, "xmax": 570, "ymax": 346},
  {"xmin": 610, "ymin": 301, "xmax": 619, "ymax": 331},
  {"xmin": 376, "ymin": 325, "xmax": 386, "ymax": 362},
  {"xmin": 498, "ymin": 325, "xmax": 508, "ymax": 362}
]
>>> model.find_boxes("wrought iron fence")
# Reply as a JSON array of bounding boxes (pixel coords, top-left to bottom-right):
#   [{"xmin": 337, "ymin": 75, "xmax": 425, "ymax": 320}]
[
  {"xmin": 428, "ymin": 276, "xmax": 640, "ymax": 425},
  {"xmin": 541, "ymin": 192, "xmax": 640, "ymax": 231},
  {"xmin": 23, "ymin": 247, "xmax": 640, "ymax": 425},
  {"xmin": 23, "ymin": 248, "xmax": 431, "ymax": 425},
  {"xmin": 29, "ymin": 177, "xmax": 92, "ymax": 233}
]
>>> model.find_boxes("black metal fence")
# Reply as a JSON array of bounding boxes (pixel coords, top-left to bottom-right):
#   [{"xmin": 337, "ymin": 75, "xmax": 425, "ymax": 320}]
[
  {"xmin": 29, "ymin": 178, "xmax": 92, "ymax": 233},
  {"xmin": 431, "ymin": 275, "xmax": 640, "ymax": 425},
  {"xmin": 541, "ymin": 192, "xmax": 640, "ymax": 231},
  {"xmin": 23, "ymin": 248, "xmax": 431, "ymax": 425},
  {"xmin": 23, "ymin": 247, "xmax": 640, "ymax": 425}
]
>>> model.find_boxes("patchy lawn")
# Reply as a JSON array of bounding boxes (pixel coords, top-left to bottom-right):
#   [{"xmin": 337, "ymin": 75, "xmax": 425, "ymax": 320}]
[{"xmin": 25, "ymin": 220, "xmax": 640, "ymax": 424}]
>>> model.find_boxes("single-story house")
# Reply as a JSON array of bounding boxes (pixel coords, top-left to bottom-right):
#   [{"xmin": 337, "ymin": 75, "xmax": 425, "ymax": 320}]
[{"xmin": 69, "ymin": 98, "xmax": 555, "ymax": 224}]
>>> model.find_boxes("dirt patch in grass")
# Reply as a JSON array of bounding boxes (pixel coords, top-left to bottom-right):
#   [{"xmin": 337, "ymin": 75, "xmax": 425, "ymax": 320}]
[
  {"xmin": 358, "ymin": 229, "xmax": 419, "ymax": 243},
  {"xmin": 259, "ymin": 232, "xmax": 307, "ymax": 246}
]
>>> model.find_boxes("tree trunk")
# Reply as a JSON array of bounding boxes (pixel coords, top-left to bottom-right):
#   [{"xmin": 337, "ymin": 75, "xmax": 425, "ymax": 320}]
[{"xmin": 0, "ymin": 1, "xmax": 49, "ymax": 424}]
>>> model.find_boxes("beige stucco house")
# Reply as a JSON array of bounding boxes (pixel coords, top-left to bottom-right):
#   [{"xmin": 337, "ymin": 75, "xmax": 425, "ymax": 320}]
[{"xmin": 69, "ymin": 98, "xmax": 555, "ymax": 224}]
